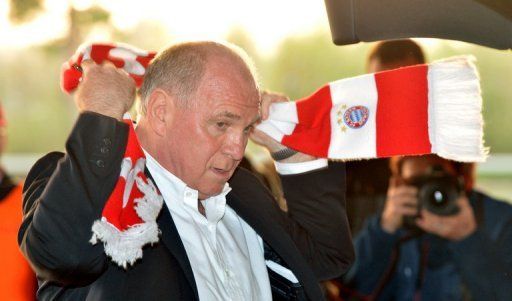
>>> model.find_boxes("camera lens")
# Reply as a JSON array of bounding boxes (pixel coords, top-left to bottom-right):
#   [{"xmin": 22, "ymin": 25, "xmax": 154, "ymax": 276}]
[
  {"xmin": 431, "ymin": 190, "xmax": 447, "ymax": 206},
  {"xmin": 419, "ymin": 180, "xmax": 460, "ymax": 216}
]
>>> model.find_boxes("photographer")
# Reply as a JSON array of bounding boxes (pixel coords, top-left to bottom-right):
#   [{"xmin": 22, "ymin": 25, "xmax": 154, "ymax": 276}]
[{"xmin": 345, "ymin": 155, "xmax": 512, "ymax": 300}]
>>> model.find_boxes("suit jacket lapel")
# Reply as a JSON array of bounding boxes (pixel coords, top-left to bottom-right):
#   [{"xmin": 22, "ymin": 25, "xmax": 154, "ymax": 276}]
[
  {"xmin": 147, "ymin": 170, "xmax": 199, "ymax": 300},
  {"xmin": 157, "ymin": 205, "xmax": 200, "ymax": 300},
  {"xmin": 226, "ymin": 191, "xmax": 323, "ymax": 301}
]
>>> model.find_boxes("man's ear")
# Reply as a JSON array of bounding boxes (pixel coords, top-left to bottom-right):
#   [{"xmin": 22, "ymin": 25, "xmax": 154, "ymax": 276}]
[{"xmin": 146, "ymin": 88, "xmax": 175, "ymax": 137}]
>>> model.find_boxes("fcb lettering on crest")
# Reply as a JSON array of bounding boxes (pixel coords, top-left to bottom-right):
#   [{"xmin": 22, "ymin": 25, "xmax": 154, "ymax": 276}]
[{"xmin": 343, "ymin": 106, "xmax": 369, "ymax": 129}]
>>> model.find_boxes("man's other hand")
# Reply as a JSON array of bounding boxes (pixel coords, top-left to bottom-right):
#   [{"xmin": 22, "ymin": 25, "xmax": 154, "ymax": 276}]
[
  {"xmin": 251, "ymin": 91, "xmax": 317, "ymax": 163},
  {"xmin": 416, "ymin": 196, "xmax": 477, "ymax": 241},
  {"xmin": 74, "ymin": 60, "xmax": 136, "ymax": 120},
  {"xmin": 381, "ymin": 177, "xmax": 419, "ymax": 233}
]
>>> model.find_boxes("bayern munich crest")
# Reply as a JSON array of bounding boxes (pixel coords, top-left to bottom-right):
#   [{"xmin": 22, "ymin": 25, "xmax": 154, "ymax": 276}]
[{"xmin": 342, "ymin": 105, "xmax": 369, "ymax": 129}]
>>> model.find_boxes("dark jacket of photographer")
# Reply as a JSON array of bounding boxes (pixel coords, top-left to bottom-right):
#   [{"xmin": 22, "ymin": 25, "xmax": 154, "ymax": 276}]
[{"xmin": 346, "ymin": 190, "xmax": 512, "ymax": 301}]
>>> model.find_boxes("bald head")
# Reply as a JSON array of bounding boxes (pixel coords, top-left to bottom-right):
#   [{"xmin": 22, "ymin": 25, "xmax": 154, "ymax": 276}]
[
  {"xmin": 367, "ymin": 39, "xmax": 426, "ymax": 73},
  {"xmin": 139, "ymin": 41, "xmax": 259, "ymax": 114},
  {"xmin": 135, "ymin": 41, "xmax": 261, "ymax": 199}
]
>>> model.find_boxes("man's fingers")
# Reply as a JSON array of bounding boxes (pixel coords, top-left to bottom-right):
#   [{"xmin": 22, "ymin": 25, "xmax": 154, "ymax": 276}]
[
  {"xmin": 73, "ymin": 57, "xmax": 137, "ymax": 120},
  {"xmin": 456, "ymin": 195, "xmax": 472, "ymax": 212},
  {"xmin": 401, "ymin": 199, "xmax": 419, "ymax": 210},
  {"xmin": 388, "ymin": 186, "xmax": 418, "ymax": 204},
  {"xmin": 260, "ymin": 92, "xmax": 273, "ymax": 120},
  {"xmin": 81, "ymin": 60, "xmax": 134, "ymax": 84},
  {"xmin": 79, "ymin": 59, "xmax": 96, "ymax": 72},
  {"xmin": 415, "ymin": 218, "xmax": 431, "ymax": 232},
  {"xmin": 101, "ymin": 60, "xmax": 124, "ymax": 72},
  {"xmin": 416, "ymin": 219, "xmax": 446, "ymax": 235},
  {"xmin": 389, "ymin": 176, "xmax": 399, "ymax": 188},
  {"xmin": 250, "ymin": 127, "xmax": 283, "ymax": 151},
  {"xmin": 260, "ymin": 91, "xmax": 289, "ymax": 120},
  {"xmin": 81, "ymin": 60, "xmax": 123, "ymax": 74},
  {"xmin": 397, "ymin": 185, "xmax": 418, "ymax": 195},
  {"xmin": 397, "ymin": 206, "xmax": 418, "ymax": 216},
  {"xmin": 387, "ymin": 196, "xmax": 418, "ymax": 217},
  {"xmin": 416, "ymin": 209, "xmax": 444, "ymax": 233}
]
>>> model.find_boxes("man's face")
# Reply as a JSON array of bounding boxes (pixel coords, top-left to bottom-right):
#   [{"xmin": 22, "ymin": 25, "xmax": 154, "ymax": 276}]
[
  {"xmin": 367, "ymin": 57, "xmax": 422, "ymax": 73},
  {"xmin": 400, "ymin": 156, "xmax": 456, "ymax": 184},
  {"xmin": 161, "ymin": 59, "xmax": 260, "ymax": 199}
]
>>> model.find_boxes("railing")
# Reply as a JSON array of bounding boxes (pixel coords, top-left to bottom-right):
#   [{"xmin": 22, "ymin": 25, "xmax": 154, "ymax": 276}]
[{"xmin": 4, "ymin": 152, "xmax": 511, "ymax": 200}]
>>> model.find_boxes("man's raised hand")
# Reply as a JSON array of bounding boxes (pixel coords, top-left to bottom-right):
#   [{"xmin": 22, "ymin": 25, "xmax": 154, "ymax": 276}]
[
  {"xmin": 251, "ymin": 91, "xmax": 317, "ymax": 163},
  {"xmin": 74, "ymin": 60, "xmax": 136, "ymax": 120}
]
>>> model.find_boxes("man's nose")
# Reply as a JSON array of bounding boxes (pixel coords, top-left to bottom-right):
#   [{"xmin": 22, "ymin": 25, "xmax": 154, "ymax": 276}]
[{"xmin": 223, "ymin": 133, "xmax": 246, "ymax": 161}]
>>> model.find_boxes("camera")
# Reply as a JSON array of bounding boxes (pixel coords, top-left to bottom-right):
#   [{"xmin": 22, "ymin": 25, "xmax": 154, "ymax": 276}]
[{"xmin": 403, "ymin": 165, "xmax": 463, "ymax": 228}]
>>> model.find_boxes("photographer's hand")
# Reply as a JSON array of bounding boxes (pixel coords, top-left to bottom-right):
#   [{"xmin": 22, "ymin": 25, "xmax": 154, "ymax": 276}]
[
  {"xmin": 416, "ymin": 196, "xmax": 477, "ymax": 240},
  {"xmin": 381, "ymin": 177, "xmax": 418, "ymax": 233}
]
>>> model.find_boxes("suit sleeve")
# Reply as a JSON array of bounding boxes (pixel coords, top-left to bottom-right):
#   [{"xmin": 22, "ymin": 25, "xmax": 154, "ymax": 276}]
[
  {"xmin": 18, "ymin": 112, "xmax": 129, "ymax": 286},
  {"xmin": 279, "ymin": 161, "xmax": 355, "ymax": 280}
]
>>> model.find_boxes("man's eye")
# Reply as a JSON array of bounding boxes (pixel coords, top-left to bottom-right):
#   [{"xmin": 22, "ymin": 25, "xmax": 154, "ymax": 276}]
[
  {"xmin": 243, "ymin": 126, "xmax": 254, "ymax": 135},
  {"xmin": 216, "ymin": 122, "xmax": 227, "ymax": 129}
]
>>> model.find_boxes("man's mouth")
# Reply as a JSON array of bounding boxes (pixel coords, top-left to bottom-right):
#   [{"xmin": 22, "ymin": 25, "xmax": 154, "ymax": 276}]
[{"xmin": 211, "ymin": 167, "xmax": 232, "ymax": 178}]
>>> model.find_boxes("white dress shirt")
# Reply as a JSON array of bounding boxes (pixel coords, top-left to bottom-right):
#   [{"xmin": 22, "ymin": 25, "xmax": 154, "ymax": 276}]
[{"xmin": 144, "ymin": 151, "xmax": 327, "ymax": 300}]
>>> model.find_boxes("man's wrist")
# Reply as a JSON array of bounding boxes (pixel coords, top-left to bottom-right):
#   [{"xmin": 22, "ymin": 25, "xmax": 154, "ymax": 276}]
[
  {"xmin": 380, "ymin": 212, "xmax": 400, "ymax": 234},
  {"xmin": 274, "ymin": 158, "xmax": 328, "ymax": 175},
  {"xmin": 271, "ymin": 147, "xmax": 298, "ymax": 161},
  {"xmin": 80, "ymin": 107, "xmax": 124, "ymax": 121},
  {"xmin": 277, "ymin": 151, "xmax": 317, "ymax": 164}
]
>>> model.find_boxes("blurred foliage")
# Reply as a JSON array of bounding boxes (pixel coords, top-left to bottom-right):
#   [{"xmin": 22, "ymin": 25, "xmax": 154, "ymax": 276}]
[
  {"xmin": 8, "ymin": 0, "xmax": 43, "ymax": 23},
  {"xmin": 1, "ymin": 19, "xmax": 511, "ymax": 155},
  {"xmin": 49, "ymin": 7, "xmax": 111, "ymax": 56},
  {"xmin": 261, "ymin": 30, "xmax": 368, "ymax": 99},
  {"xmin": 72, "ymin": 6, "xmax": 110, "ymax": 26}
]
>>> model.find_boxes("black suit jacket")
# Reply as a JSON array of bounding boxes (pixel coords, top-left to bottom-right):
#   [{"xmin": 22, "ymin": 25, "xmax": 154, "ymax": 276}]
[{"xmin": 19, "ymin": 112, "xmax": 354, "ymax": 300}]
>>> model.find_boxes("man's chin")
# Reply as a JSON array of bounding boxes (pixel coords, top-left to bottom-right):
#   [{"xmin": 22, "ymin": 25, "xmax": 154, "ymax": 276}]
[{"xmin": 198, "ymin": 185, "xmax": 226, "ymax": 200}]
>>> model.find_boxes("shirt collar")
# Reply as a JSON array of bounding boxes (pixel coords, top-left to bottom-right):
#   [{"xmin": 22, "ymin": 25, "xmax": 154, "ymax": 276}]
[{"xmin": 143, "ymin": 149, "xmax": 231, "ymax": 223}]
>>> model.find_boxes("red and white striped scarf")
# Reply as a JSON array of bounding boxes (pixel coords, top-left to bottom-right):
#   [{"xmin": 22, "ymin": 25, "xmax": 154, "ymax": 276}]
[
  {"xmin": 61, "ymin": 43, "xmax": 156, "ymax": 93},
  {"xmin": 257, "ymin": 57, "xmax": 487, "ymax": 162},
  {"xmin": 63, "ymin": 43, "xmax": 162, "ymax": 268}
]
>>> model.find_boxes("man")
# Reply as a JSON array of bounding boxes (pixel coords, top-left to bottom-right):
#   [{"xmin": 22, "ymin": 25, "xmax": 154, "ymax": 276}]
[
  {"xmin": 340, "ymin": 40, "xmax": 512, "ymax": 301},
  {"xmin": 18, "ymin": 41, "xmax": 353, "ymax": 300},
  {"xmin": 0, "ymin": 103, "xmax": 37, "ymax": 301},
  {"xmin": 323, "ymin": 39, "xmax": 426, "ymax": 300},
  {"xmin": 346, "ymin": 154, "xmax": 512, "ymax": 300},
  {"xmin": 344, "ymin": 39, "xmax": 426, "ymax": 235}
]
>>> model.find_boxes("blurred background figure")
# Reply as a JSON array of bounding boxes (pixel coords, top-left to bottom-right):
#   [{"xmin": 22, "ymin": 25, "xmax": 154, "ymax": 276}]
[
  {"xmin": 0, "ymin": 102, "xmax": 37, "ymax": 300},
  {"xmin": 345, "ymin": 39, "xmax": 426, "ymax": 235},
  {"xmin": 342, "ymin": 155, "xmax": 512, "ymax": 300},
  {"xmin": 325, "ymin": 39, "xmax": 426, "ymax": 301},
  {"xmin": 331, "ymin": 40, "xmax": 512, "ymax": 301}
]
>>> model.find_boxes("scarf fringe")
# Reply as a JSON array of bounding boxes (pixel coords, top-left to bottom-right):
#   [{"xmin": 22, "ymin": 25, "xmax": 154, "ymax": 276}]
[
  {"xmin": 428, "ymin": 56, "xmax": 489, "ymax": 162},
  {"xmin": 90, "ymin": 176, "xmax": 163, "ymax": 268}
]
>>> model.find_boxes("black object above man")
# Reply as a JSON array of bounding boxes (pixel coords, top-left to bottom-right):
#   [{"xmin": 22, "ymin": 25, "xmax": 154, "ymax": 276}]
[{"xmin": 324, "ymin": 0, "xmax": 512, "ymax": 50}]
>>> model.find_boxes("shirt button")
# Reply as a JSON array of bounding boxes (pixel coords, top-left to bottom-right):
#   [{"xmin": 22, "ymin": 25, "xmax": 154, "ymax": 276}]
[
  {"xmin": 208, "ymin": 225, "xmax": 215, "ymax": 231},
  {"xmin": 404, "ymin": 267, "xmax": 412, "ymax": 277},
  {"xmin": 100, "ymin": 146, "xmax": 110, "ymax": 154},
  {"xmin": 96, "ymin": 160, "xmax": 105, "ymax": 168}
]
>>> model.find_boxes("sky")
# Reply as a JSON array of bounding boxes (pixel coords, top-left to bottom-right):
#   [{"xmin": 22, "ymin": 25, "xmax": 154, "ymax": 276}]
[{"xmin": 0, "ymin": 0, "xmax": 329, "ymax": 54}]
